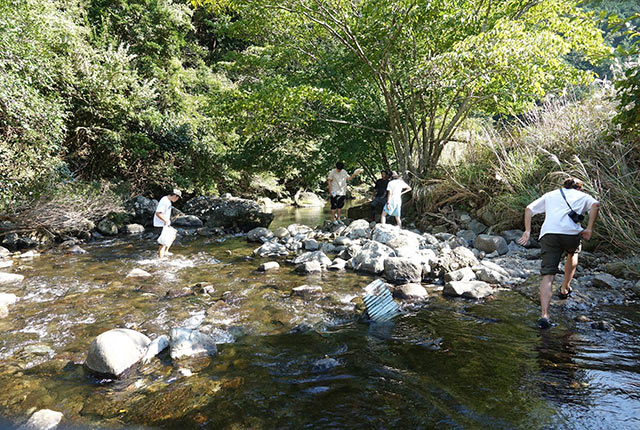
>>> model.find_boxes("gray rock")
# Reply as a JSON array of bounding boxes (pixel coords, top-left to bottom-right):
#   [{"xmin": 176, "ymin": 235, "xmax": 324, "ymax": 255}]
[
  {"xmin": 333, "ymin": 236, "xmax": 352, "ymax": 246},
  {"xmin": 371, "ymin": 224, "xmax": 422, "ymax": 249},
  {"xmin": 474, "ymin": 267, "xmax": 509, "ymax": 284},
  {"xmin": 169, "ymin": 328, "xmax": 218, "ymax": 360},
  {"xmin": 312, "ymin": 357, "xmax": 340, "ymax": 372},
  {"xmin": 468, "ymin": 219, "xmax": 488, "ymax": 234},
  {"xmin": 273, "ymin": 227, "xmax": 290, "ymax": 239},
  {"xmin": 445, "ymin": 267, "xmax": 476, "ymax": 282},
  {"xmin": 121, "ymin": 224, "xmax": 145, "ymax": 235},
  {"xmin": 292, "ymin": 251, "xmax": 332, "ymax": 268},
  {"xmin": 474, "ymin": 234, "xmax": 509, "ymax": 255},
  {"xmin": 456, "ymin": 230, "xmax": 477, "ymax": 243},
  {"xmin": 434, "ymin": 232, "xmax": 455, "ymax": 242},
  {"xmin": 320, "ymin": 242, "xmax": 338, "ymax": 254},
  {"xmin": 295, "ymin": 260, "xmax": 322, "ymax": 274},
  {"xmin": 342, "ymin": 219, "xmax": 371, "ymax": 239},
  {"xmin": 126, "ymin": 268, "xmax": 152, "ymax": 278},
  {"xmin": 247, "ymin": 227, "xmax": 274, "ymax": 243},
  {"xmin": 258, "ymin": 261, "xmax": 280, "ymax": 272},
  {"xmin": 182, "ymin": 195, "xmax": 274, "ymax": 232},
  {"xmin": 393, "ymin": 283, "xmax": 428, "ymax": 300},
  {"xmin": 303, "ymin": 239, "xmax": 320, "ymax": 251},
  {"xmin": 350, "ymin": 241, "xmax": 395, "ymax": 274},
  {"xmin": 328, "ymin": 258, "xmax": 347, "ymax": 270},
  {"xmin": 85, "ymin": 329, "xmax": 151, "ymax": 377},
  {"xmin": 66, "ymin": 245, "xmax": 88, "ymax": 255},
  {"xmin": 592, "ymin": 273, "xmax": 624, "ymax": 289},
  {"xmin": 0, "ymin": 246, "xmax": 10, "ymax": 257},
  {"xmin": 97, "ymin": 218, "xmax": 118, "ymax": 236},
  {"xmin": 253, "ymin": 241, "xmax": 289, "ymax": 257},
  {"xmin": 291, "ymin": 284, "xmax": 323, "ymax": 298},
  {"xmin": 435, "ymin": 246, "xmax": 480, "ymax": 274},
  {"xmin": 444, "ymin": 280, "xmax": 494, "ymax": 299},
  {"xmin": 294, "ymin": 191, "xmax": 325, "ymax": 207},
  {"xmin": 141, "ymin": 335, "xmax": 170, "ymax": 364},
  {"xmin": 173, "ymin": 215, "xmax": 204, "ymax": 228},
  {"xmin": 287, "ymin": 223, "xmax": 313, "ymax": 236},
  {"xmin": 500, "ymin": 229, "xmax": 524, "ymax": 244},
  {"xmin": 125, "ymin": 195, "xmax": 157, "ymax": 226},
  {"xmin": 19, "ymin": 409, "xmax": 63, "ymax": 430},
  {"xmin": 0, "ymin": 272, "xmax": 24, "ymax": 286},
  {"xmin": 422, "ymin": 233, "xmax": 440, "ymax": 245},
  {"xmin": 383, "ymin": 257, "xmax": 423, "ymax": 284}
]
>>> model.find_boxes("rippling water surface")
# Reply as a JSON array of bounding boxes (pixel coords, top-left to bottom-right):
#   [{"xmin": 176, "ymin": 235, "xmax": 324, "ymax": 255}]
[{"xmin": 0, "ymin": 207, "xmax": 639, "ymax": 429}]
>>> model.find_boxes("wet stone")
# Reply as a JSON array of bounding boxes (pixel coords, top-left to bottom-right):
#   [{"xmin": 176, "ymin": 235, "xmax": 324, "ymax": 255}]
[
  {"xmin": 126, "ymin": 268, "xmax": 152, "ymax": 278},
  {"xmin": 291, "ymin": 285, "xmax": 323, "ymax": 298},
  {"xmin": 258, "ymin": 261, "xmax": 280, "ymax": 272},
  {"xmin": 0, "ymin": 272, "xmax": 24, "ymax": 286},
  {"xmin": 19, "ymin": 409, "xmax": 63, "ymax": 430},
  {"xmin": 393, "ymin": 283, "xmax": 428, "ymax": 300},
  {"xmin": 591, "ymin": 321, "xmax": 614, "ymax": 332}
]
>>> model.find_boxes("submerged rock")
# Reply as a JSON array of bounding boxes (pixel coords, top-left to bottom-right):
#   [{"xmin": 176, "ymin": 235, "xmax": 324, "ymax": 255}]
[
  {"xmin": 169, "ymin": 328, "xmax": 218, "ymax": 360},
  {"xmin": 85, "ymin": 328, "xmax": 151, "ymax": 377},
  {"xmin": 19, "ymin": 409, "xmax": 63, "ymax": 430},
  {"xmin": 291, "ymin": 284, "xmax": 323, "ymax": 298}
]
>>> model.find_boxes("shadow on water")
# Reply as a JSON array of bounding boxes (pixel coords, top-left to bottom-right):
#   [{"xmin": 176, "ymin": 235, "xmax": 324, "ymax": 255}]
[{"xmin": 0, "ymin": 207, "xmax": 639, "ymax": 429}]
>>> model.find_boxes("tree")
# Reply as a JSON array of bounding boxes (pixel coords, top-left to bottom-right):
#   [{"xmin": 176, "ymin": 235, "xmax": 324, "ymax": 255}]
[{"xmin": 199, "ymin": 0, "xmax": 608, "ymax": 180}]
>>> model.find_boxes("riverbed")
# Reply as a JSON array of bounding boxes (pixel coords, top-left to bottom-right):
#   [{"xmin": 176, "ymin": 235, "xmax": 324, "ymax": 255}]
[{"xmin": 0, "ymin": 207, "xmax": 639, "ymax": 429}]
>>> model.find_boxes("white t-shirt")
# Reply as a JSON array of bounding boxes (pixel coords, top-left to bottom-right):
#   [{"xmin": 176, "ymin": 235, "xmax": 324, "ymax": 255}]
[
  {"xmin": 153, "ymin": 196, "xmax": 172, "ymax": 227},
  {"xmin": 386, "ymin": 179, "xmax": 410, "ymax": 205},
  {"xmin": 527, "ymin": 188, "xmax": 598, "ymax": 239},
  {"xmin": 328, "ymin": 169, "xmax": 350, "ymax": 196}
]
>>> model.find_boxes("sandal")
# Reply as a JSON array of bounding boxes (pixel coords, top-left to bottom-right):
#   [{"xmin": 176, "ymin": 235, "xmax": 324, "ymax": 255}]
[
  {"xmin": 537, "ymin": 317, "xmax": 552, "ymax": 330},
  {"xmin": 558, "ymin": 287, "xmax": 573, "ymax": 300}
]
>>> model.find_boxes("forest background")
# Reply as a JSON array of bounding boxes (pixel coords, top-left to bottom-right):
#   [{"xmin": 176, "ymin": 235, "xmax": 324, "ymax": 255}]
[{"xmin": 1, "ymin": 0, "xmax": 639, "ymax": 252}]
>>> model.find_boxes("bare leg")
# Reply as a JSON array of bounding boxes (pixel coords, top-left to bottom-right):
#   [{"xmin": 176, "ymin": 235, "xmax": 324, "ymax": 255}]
[
  {"xmin": 560, "ymin": 252, "xmax": 579, "ymax": 294},
  {"xmin": 158, "ymin": 245, "xmax": 168, "ymax": 258},
  {"xmin": 540, "ymin": 274, "xmax": 555, "ymax": 319},
  {"xmin": 336, "ymin": 208, "xmax": 342, "ymax": 221},
  {"xmin": 380, "ymin": 211, "xmax": 387, "ymax": 224},
  {"xmin": 395, "ymin": 216, "xmax": 402, "ymax": 229},
  {"xmin": 331, "ymin": 209, "xmax": 336, "ymax": 221}
]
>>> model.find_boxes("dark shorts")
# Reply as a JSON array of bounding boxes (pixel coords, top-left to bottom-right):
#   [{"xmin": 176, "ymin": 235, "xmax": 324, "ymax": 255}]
[
  {"xmin": 331, "ymin": 195, "xmax": 346, "ymax": 209},
  {"xmin": 540, "ymin": 234, "xmax": 582, "ymax": 275}
]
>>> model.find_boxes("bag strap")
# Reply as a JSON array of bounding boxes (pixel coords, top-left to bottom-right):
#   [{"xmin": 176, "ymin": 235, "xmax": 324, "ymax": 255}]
[{"xmin": 559, "ymin": 188, "xmax": 575, "ymax": 212}]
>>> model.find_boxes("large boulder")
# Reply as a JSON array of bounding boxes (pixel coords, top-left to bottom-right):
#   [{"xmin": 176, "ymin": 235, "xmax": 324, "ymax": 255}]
[
  {"xmin": 124, "ymin": 195, "xmax": 157, "ymax": 226},
  {"xmin": 342, "ymin": 219, "xmax": 371, "ymax": 240},
  {"xmin": 435, "ymin": 246, "xmax": 480, "ymax": 275},
  {"xmin": 371, "ymin": 224, "xmax": 422, "ymax": 250},
  {"xmin": 169, "ymin": 327, "xmax": 218, "ymax": 360},
  {"xmin": 474, "ymin": 234, "xmax": 509, "ymax": 255},
  {"xmin": 85, "ymin": 329, "xmax": 151, "ymax": 377},
  {"xmin": 383, "ymin": 257, "xmax": 423, "ymax": 284},
  {"xmin": 172, "ymin": 215, "xmax": 204, "ymax": 228},
  {"xmin": 350, "ymin": 240, "xmax": 395, "ymax": 274},
  {"xmin": 294, "ymin": 191, "xmax": 325, "ymax": 207},
  {"xmin": 182, "ymin": 195, "xmax": 274, "ymax": 232},
  {"xmin": 444, "ymin": 281, "xmax": 494, "ymax": 299}
]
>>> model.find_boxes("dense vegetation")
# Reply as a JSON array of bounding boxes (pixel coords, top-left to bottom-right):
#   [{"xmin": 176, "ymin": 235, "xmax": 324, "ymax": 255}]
[{"xmin": 1, "ymin": 0, "xmax": 638, "ymax": 251}]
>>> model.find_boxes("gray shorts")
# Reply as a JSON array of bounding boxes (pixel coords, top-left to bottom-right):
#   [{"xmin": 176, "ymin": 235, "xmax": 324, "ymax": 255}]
[{"xmin": 540, "ymin": 233, "xmax": 582, "ymax": 275}]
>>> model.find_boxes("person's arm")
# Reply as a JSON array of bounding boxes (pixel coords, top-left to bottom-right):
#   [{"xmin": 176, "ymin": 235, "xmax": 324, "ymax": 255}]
[
  {"xmin": 580, "ymin": 202, "xmax": 600, "ymax": 240},
  {"xmin": 155, "ymin": 211, "xmax": 170, "ymax": 226},
  {"xmin": 401, "ymin": 185, "xmax": 412, "ymax": 195},
  {"xmin": 348, "ymin": 168, "xmax": 363, "ymax": 181},
  {"xmin": 517, "ymin": 207, "xmax": 533, "ymax": 246}
]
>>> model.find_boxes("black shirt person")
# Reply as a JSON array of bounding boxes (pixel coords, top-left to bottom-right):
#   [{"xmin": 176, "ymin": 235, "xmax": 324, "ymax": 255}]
[{"xmin": 370, "ymin": 170, "xmax": 389, "ymax": 221}]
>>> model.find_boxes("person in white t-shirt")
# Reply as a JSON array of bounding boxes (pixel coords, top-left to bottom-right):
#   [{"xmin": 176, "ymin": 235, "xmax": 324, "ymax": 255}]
[
  {"xmin": 381, "ymin": 171, "xmax": 412, "ymax": 228},
  {"xmin": 518, "ymin": 177, "xmax": 599, "ymax": 329},
  {"xmin": 327, "ymin": 161, "xmax": 362, "ymax": 221},
  {"xmin": 153, "ymin": 188, "xmax": 182, "ymax": 258}
]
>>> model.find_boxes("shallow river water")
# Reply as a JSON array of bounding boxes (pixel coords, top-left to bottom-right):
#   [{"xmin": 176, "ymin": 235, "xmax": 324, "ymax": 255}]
[{"xmin": 0, "ymin": 206, "xmax": 639, "ymax": 429}]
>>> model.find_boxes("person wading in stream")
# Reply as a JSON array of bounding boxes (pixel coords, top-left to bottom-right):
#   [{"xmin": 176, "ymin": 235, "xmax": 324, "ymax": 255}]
[
  {"xmin": 327, "ymin": 161, "xmax": 362, "ymax": 221},
  {"xmin": 153, "ymin": 188, "xmax": 182, "ymax": 258},
  {"xmin": 518, "ymin": 177, "xmax": 600, "ymax": 329}
]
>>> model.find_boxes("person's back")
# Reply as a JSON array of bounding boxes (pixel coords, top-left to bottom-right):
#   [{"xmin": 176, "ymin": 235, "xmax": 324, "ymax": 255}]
[
  {"xmin": 387, "ymin": 178, "xmax": 409, "ymax": 204},
  {"xmin": 530, "ymin": 187, "xmax": 598, "ymax": 239}
]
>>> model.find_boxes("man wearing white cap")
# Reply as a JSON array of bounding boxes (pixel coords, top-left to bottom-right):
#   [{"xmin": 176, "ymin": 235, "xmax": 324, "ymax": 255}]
[{"xmin": 153, "ymin": 188, "xmax": 182, "ymax": 258}]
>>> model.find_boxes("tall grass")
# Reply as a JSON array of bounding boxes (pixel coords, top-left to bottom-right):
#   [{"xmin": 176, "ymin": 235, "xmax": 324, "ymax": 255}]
[{"xmin": 420, "ymin": 85, "xmax": 640, "ymax": 254}]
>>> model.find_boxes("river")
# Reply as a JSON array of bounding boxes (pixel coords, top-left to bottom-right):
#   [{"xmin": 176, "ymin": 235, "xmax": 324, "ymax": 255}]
[{"xmin": 0, "ymin": 206, "xmax": 639, "ymax": 429}]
